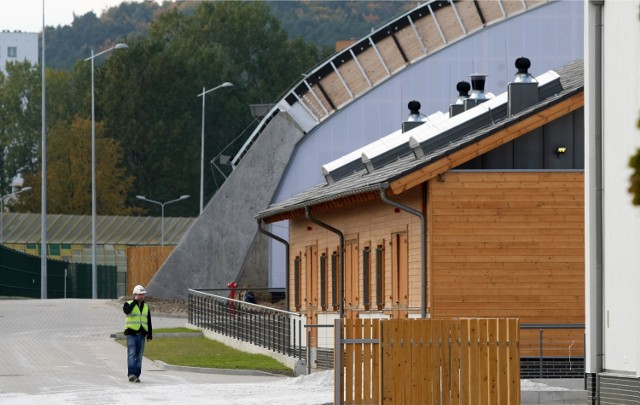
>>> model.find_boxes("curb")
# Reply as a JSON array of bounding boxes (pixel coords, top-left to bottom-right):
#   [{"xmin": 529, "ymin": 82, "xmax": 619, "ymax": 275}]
[
  {"xmin": 153, "ymin": 360, "xmax": 281, "ymax": 377},
  {"xmin": 110, "ymin": 332, "xmax": 202, "ymax": 339}
]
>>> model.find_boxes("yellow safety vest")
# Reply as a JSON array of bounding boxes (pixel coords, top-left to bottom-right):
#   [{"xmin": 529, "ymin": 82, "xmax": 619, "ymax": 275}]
[{"xmin": 125, "ymin": 301, "xmax": 149, "ymax": 332}]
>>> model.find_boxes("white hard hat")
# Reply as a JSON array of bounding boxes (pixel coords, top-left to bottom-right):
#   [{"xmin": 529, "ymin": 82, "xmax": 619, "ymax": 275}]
[{"xmin": 133, "ymin": 285, "xmax": 147, "ymax": 295}]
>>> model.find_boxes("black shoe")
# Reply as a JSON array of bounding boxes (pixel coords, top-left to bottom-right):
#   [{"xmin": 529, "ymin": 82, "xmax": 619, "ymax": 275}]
[
  {"xmin": 135, "ymin": 377, "xmax": 141, "ymax": 383},
  {"xmin": 128, "ymin": 375, "xmax": 136, "ymax": 382}
]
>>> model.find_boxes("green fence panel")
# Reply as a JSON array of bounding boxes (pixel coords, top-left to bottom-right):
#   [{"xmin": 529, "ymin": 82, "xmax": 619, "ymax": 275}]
[{"xmin": 0, "ymin": 245, "xmax": 117, "ymax": 298}]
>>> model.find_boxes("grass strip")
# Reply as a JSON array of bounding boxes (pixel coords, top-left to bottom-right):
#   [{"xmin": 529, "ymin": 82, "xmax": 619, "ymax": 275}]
[{"xmin": 116, "ymin": 332, "xmax": 292, "ymax": 376}]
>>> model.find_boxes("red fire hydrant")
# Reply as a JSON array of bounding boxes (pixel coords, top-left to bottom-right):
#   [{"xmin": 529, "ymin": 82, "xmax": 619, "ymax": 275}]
[{"xmin": 228, "ymin": 281, "xmax": 238, "ymax": 314}]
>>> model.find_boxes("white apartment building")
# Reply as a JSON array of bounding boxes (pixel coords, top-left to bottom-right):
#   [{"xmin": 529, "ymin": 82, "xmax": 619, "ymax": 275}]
[{"xmin": 0, "ymin": 31, "xmax": 38, "ymax": 74}]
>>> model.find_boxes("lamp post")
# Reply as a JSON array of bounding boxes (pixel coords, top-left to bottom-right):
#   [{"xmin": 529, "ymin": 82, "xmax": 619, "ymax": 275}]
[
  {"xmin": 197, "ymin": 82, "xmax": 233, "ymax": 214},
  {"xmin": 85, "ymin": 43, "xmax": 128, "ymax": 299},
  {"xmin": 1, "ymin": 187, "xmax": 32, "ymax": 244},
  {"xmin": 136, "ymin": 195, "xmax": 190, "ymax": 246}
]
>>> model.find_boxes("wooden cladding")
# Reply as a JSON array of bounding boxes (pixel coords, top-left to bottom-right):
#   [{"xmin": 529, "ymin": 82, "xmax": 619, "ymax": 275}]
[
  {"xmin": 336, "ymin": 318, "xmax": 521, "ymax": 405},
  {"xmin": 429, "ymin": 172, "xmax": 585, "ymax": 325},
  {"xmin": 296, "ymin": 0, "xmax": 544, "ymax": 123},
  {"xmin": 126, "ymin": 246, "xmax": 174, "ymax": 295}
]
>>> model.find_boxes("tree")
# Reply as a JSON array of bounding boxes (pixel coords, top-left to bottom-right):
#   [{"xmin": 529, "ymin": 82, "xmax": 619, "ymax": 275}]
[
  {"xmin": 0, "ymin": 61, "xmax": 42, "ymax": 194},
  {"xmin": 18, "ymin": 116, "xmax": 139, "ymax": 215},
  {"xmin": 99, "ymin": 1, "xmax": 322, "ymax": 216}
]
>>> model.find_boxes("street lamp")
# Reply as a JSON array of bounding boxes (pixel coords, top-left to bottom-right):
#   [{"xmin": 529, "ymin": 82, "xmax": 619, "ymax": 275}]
[
  {"xmin": 85, "ymin": 43, "xmax": 128, "ymax": 299},
  {"xmin": 197, "ymin": 82, "xmax": 233, "ymax": 214},
  {"xmin": 1, "ymin": 186, "xmax": 32, "ymax": 244},
  {"xmin": 136, "ymin": 195, "xmax": 190, "ymax": 246}
]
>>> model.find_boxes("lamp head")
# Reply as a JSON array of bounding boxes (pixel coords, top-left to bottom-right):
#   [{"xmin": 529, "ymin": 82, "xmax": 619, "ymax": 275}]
[
  {"xmin": 179, "ymin": 195, "xmax": 190, "ymax": 200},
  {"xmin": 114, "ymin": 43, "xmax": 129, "ymax": 50},
  {"xmin": 135, "ymin": 195, "xmax": 146, "ymax": 200}
]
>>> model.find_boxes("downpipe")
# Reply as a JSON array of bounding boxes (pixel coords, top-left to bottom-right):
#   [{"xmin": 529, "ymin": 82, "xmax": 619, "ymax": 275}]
[{"xmin": 257, "ymin": 219, "xmax": 290, "ymax": 312}]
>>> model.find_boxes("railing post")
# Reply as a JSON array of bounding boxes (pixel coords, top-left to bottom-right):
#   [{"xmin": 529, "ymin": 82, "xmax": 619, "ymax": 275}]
[{"xmin": 539, "ymin": 329, "xmax": 544, "ymax": 379}]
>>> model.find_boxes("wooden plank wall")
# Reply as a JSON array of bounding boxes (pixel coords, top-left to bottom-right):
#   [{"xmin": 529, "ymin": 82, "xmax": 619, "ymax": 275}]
[
  {"xmin": 429, "ymin": 172, "xmax": 584, "ymax": 356},
  {"xmin": 126, "ymin": 246, "xmax": 174, "ymax": 295},
  {"xmin": 337, "ymin": 318, "xmax": 521, "ymax": 405},
  {"xmin": 298, "ymin": 0, "xmax": 542, "ymax": 122},
  {"xmin": 289, "ymin": 188, "xmax": 423, "ymax": 315}
]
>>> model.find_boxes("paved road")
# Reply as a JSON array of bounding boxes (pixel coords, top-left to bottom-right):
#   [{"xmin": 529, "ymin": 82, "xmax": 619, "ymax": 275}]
[{"xmin": 0, "ymin": 299, "xmax": 312, "ymax": 404}]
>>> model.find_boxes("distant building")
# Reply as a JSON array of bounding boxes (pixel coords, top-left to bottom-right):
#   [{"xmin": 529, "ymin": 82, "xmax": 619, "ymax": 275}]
[{"xmin": 0, "ymin": 31, "xmax": 38, "ymax": 74}]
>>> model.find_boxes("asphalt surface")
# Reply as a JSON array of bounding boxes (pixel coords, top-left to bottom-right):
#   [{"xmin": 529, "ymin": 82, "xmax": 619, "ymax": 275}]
[{"xmin": 0, "ymin": 299, "xmax": 286, "ymax": 398}]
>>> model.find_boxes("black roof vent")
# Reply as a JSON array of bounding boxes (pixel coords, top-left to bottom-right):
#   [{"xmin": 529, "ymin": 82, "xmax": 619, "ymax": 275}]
[
  {"xmin": 508, "ymin": 56, "xmax": 539, "ymax": 116},
  {"xmin": 449, "ymin": 81, "xmax": 471, "ymax": 117},
  {"xmin": 464, "ymin": 74, "xmax": 489, "ymax": 110},
  {"xmin": 402, "ymin": 100, "xmax": 426, "ymax": 133}
]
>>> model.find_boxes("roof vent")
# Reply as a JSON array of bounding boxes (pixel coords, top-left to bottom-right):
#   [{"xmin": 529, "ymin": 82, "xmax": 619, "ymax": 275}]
[
  {"xmin": 402, "ymin": 100, "xmax": 427, "ymax": 133},
  {"xmin": 508, "ymin": 57, "xmax": 539, "ymax": 116},
  {"xmin": 449, "ymin": 81, "xmax": 471, "ymax": 117},
  {"xmin": 464, "ymin": 73, "xmax": 489, "ymax": 110}
]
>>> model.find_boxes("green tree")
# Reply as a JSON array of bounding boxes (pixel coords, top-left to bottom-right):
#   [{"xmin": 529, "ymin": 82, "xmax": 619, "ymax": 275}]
[
  {"xmin": 0, "ymin": 61, "xmax": 42, "ymax": 194},
  {"xmin": 18, "ymin": 117, "xmax": 139, "ymax": 215},
  {"xmin": 100, "ymin": 1, "xmax": 321, "ymax": 216}
]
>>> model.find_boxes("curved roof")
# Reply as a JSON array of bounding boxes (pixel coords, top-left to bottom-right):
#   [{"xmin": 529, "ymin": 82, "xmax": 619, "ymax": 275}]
[{"xmin": 231, "ymin": 0, "xmax": 552, "ymax": 168}]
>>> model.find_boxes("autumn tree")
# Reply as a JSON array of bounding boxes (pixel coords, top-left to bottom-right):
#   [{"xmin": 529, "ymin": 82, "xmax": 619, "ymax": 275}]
[
  {"xmin": 18, "ymin": 117, "xmax": 139, "ymax": 215},
  {"xmin": 100, "ymin": 1, "xmax": 321, "ymax": 216}
]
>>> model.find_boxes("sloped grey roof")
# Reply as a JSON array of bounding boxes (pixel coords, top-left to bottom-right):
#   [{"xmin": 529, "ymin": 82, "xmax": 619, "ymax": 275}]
[
  {"xmin": 256, "ymin": 59, "xmax": 584, "ymax": 222},
  {"xmin": 1, "ymin": 213, "xmax": 195, "ymax": 245}
]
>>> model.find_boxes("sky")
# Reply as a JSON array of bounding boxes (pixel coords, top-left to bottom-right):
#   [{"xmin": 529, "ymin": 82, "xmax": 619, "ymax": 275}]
[{"xmin": 0, "ymin": 0, "xmax": 152, "ymax": 33}]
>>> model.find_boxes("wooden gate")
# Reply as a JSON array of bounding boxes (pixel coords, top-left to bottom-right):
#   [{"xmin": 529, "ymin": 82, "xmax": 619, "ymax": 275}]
[{"xmin": 335, "ymin": 318, "xmax": 521, "ymax": 405}]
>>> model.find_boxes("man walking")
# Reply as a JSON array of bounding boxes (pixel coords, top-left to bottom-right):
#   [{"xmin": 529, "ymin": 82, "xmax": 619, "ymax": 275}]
[{"xmin": 123, "ymin": 285, "xmax": 153, "ymax": 382}]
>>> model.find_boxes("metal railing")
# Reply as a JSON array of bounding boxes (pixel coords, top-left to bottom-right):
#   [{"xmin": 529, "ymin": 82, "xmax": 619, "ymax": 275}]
[
  {"xmin": 520, "ymin": 323, "xmax": 585, "ymax": 379},
  {"xmin": 188, "ymin": 289, "xmax": 304, "ymax": 360}
]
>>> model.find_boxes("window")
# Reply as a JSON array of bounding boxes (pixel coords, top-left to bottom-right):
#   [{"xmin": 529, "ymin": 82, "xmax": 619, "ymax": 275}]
[
  {"xmin": 7, "ymin": 47, "xmax": 17, "ymax": 58},
  {"xmin": 294, "ymin": 255, "xmax": 301, "ymax": 310},
  {"xmin": 331, "ymin": 251, "xmax": 339, "ymax": 310},
  {"xmin": 363, "ymin": 246, "xmax": 371, "ymax": 309},
  {"xmin": 320, "ymin": 253, "xmax": 327, "ymax": 309},
  {"xmin": 376, "ymin": 243, "xmax": 385, "ymax": 308}
]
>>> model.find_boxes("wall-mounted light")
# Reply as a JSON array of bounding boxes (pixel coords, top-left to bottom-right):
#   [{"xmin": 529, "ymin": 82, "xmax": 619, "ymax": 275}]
[
  {"xmin": 556, "ymin": 146, "xmax": 567, "ymax": 157},
  {"xmin": 307, "ymin": 226, "xmax": 313, "ymax": 231},
  {"xmin": 394, "ymin": 207, "xmax": 401, "ymax": 213}
]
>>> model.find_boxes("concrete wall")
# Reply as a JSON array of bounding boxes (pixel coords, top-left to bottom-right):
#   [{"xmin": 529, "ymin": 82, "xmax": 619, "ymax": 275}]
[{"xmin": 147, "ymin": 112, "xmax": 305, "ymax": 298}]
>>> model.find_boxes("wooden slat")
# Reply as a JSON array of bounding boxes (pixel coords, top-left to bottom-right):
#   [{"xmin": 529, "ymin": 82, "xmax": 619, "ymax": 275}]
[
  {"xmin": 450, "ymin": 319, "xmax": 461, "ymax": 405},
  {"xmin": 363, "ymin": 319, "xmax": 372, "ymax": 403},
  {"xmin": 375, "ymin": 35, "xmax": 406, "ymax": 73},
  {"xmin": 479, "ymin": 319, "xmax": 489, "ymax": 405},
  {"xmin": 460, "ymin": 319, "xmax": 471, "ymax": 405},
  {"xmin": 337, "ymin": 59, "xmax": 370, "ymax": 98},
  {"xmin": 411, "ymin": 320, "xmax": 422, "ymax": 404},
  {"xmin": 126, "ymin": 246, "xmax": 174, "ymax": 294},
  {"xmin": 508, "ymin": 319, "xmax": 521, "ymax": 404},
  {"xmin": 488, "ymin": 319, "xmax": 499, "ymax": 405},
  {"xmin": 434, "ymin": 4, "xmax": 465, "ymax": 42},
  {"xmin": 498, "ymin": 319, "xmax": 509, "ymax": 405},
  {"xmin": 476, "ymin": 0, "xmax": 504, "ymax": 21},
  {"xmin": 346, "ymin": 319, "xmax": 354, "ymax": 404},
  {"xmin": 454, "ymin": 0, "xmax": 484, "ymax": 32},
  {"xmin": 372, "ymin": 319, "xmax": 381, "ymax": 404},
  {"xmin": 469, "ymin": 319, "xmax": 481, "ymax": 402},
  {"xmin": 393, "ymin": 24, "xmax": 427, "ymax": 62},
  {"xmin": 354, "ymin": 318, "xmax": 364, "ymax": 402},
  {"xmin": 357, "ymin": 46, "xmax": 388, "ymax": 85},
  {"xmin": 413, "ymin": 10, "xmax": 447, "ymax": 52}
]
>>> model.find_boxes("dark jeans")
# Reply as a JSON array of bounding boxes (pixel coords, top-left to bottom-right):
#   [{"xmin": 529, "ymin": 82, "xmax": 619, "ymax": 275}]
[{"xmin": 126, "ymin": 334, "xmax": 146, "ymax": 377}]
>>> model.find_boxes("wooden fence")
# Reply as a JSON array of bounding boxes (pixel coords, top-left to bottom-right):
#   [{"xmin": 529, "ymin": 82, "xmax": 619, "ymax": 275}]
[
  {"xmin": 126, "ymin": 246, "xmax": 174, "ymax": 294},
  {"xmin": 335, "ymin": 318, "xmax": 520, "ymax": 405}
]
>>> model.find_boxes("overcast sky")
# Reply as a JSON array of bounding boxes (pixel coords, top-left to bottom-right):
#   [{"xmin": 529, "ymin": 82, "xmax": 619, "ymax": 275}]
[{"xmin": 0, "ymin": 0, "xmax": 153, "ymax": 33}]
